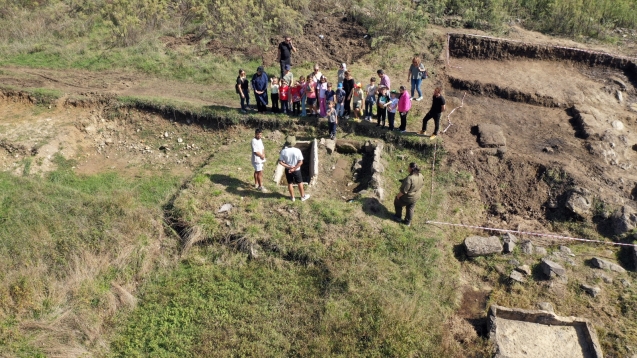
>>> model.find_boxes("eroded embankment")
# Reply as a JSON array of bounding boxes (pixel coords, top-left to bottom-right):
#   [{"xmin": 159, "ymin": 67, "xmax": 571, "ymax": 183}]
[
  {"xmin": 448, "ymin": 76, "xmax": 564, "ymax": 107},
  {"xmin": 448, "ymin": 33, "xmax": 637, "ymax": 82}
]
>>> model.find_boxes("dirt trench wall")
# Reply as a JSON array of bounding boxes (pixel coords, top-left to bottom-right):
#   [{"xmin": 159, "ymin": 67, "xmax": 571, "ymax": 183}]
[
  {"xmin": 448, "ymin": 76, "xmax": 563, "ymax": 107},
  {"xmin": 448, "ymin": 34, "xmax": 637, "ymax": 82}
]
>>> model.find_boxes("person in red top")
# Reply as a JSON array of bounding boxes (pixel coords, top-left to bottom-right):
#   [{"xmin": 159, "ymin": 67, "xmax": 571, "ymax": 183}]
[
  {"xmin": 291, "ymin": 81, "xmax": 302, "ymax": 116},
  {"xmin": 279, "ymin": 80, "xmax": 291, "ymax": 114}
]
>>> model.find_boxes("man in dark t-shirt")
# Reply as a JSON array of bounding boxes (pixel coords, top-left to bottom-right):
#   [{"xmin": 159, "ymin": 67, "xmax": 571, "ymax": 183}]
[
  {"xmin": 278, "ymin": 36, "xmax": 296, "ymax": 78},
  {"xmin": 419, "ymin": 87, "xmax": 446, "ymax": 139}
]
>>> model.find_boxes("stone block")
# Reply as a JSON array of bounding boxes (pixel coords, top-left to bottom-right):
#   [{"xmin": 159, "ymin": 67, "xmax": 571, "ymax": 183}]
[
  {"xmin": 540, "ymin": 258, "xmax": 566, "ymax": 278},
  {"xmin": 581, "ymin": 284, "xmax": 601, "ymax": 298},
  {"xmin": 612, "ymin": 205, "xmax": 637, "ymax": 235},
  {"xmin": 477, "ymin": 124, "xmax": 506, "ymax": 148},
  {"xmin": 464, "ymin": 236, "xmax": 503, "ymax": 257},
  {"xmin": 509, "ymin": 270, "xmax": 526, "ymax": 283},
  {"xmin": 590, "ymin": 257, "xmax": 626, "ymax": 273}
]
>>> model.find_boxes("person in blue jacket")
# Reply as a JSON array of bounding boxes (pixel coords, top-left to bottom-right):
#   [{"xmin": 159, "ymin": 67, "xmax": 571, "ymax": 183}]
[{"xmin": 252, "ymin": 66, "xmax": 269, "ymax": 113}]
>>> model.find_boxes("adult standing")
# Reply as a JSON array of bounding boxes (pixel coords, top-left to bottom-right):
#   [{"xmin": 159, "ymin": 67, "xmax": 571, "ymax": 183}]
[
  {"xmin": 419, "ymin": 87, "xmax": 446, "ymax": 140},
  {"xmin": 392, "ymin": 162, "xmax": 424, "ymax": 226},
  {"xmin": 251, "ymin": 128, "xmax": 266, "ymax": 191},
  {"xmin": 278, "ymin": 36, "xmax": 296, "ymax": 79},
  {"xmin": 309, "ymin": 64, "xmax": 323, "ymax": 116},
  {"xmin": 251, "ymin": 66, "xmax": 269, "ymax": 113},
  {"xmin": 342, "ymin": 71, "xmax": 355, "ymax": 118},
  {"xmin": 377, "ymin": 69, "xmax": 391, "ymax": 90},
  {"xmin": 278, "ymin": 137, "xmax": 310, "ymax": 202},
  {"xmin": 236, "ymin": 69, "xmax": 250, "ymax": 113},
  {"xmin": 397, "ymin": 85, "xmax": 411, "ymax": 133},
  {"xmin": 407, "ymin": 56, "xmax": 426, "ymax": 101}
]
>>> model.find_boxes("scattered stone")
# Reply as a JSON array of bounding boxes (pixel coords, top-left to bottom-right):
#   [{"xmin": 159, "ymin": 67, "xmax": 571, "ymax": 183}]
[
  {"xmin": 564, "ymin": 187, "xmax": 592, "ymax": 217},
  {"xmin": 374, "ymin": 188, "xmax": 385, "ymax": 201},
  {"xmin": 611, "ymin": 205, "xmax": 637, "ymax": 235},
  {"xmin": 616, "ymin": 90, "xmax": 623, "ymax": 103},
  {"xmin": 397, "ymin": 154, "xmax": 406, "ymax": 161},
  {"xmin": 464, "ymin": 236, "xmax": 503, "ymax": 257},
  {"xmin": 164, "ymin": 132, "xmax": 169, "ymax": 138},
  {"xmin": 218, "ymin": 203, "xmax": 233, "ymax": 213},
  {"xmin": 516, "ymin": 265, "xmax": 531, "ymax": 276},
  {"xmin": 581, "ymin": 284, "xmax": 601, "ymax": 297},
  {"xmin": 620, "ymin": 279, "xmax": 631, "ymax": 287},
  {"xmin": 325, "ymin": 139, "xmax": 336, "ymax": 154},
  {"xmin": 319, "ymin": 138, "xmax": 326, "ymax": 146},
  {"xmin": 509, "ymin": 270, "xmax": 526, "ymax": 283},
  {"xmin": 477, "ymin": 124, "xmax": 506, "ymax": 148},
  {"xmin": 535, "ymin": 246, "xmax": 548, "ymax": 256},
  {"xmin": 536, "ymin": 302, "xmax": 554, "ymax": 312},
  {"xmin": 177, "ymin": 137, "xmax": 183, "ymax": 143},
  {"xmin": 591, "ymin": 257, "xmax": 626, "ymax": 273},
  {"xmin": 593, "ymin": 272, "xmax": 613, "ymax": 284},
  {"xmin": 508, "ymin": 259, "xmax": 520, "ymax": 266},
  {"xmin": 521, "ymin": 241, "xmax": 533, "ymax": 255},
  {"xmin": 542, "ymin": 146, "xmax": 554, "ymax": 153},
  {"xmin": 611, "ymin": 120, "xmax": 625, "ymax": 131},
  {"xmin": 559, "ymin": 246, "xmax": 574, "ymax": 256},
  {"xmin": 540, "ymin": 258, "xmax": 566, "ymax": 278}
]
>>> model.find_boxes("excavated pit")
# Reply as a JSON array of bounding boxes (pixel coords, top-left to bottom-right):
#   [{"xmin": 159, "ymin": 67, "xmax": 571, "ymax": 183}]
[{"xmin": 273, "ymin": 139, "xmax": 318, "ymax": 186}]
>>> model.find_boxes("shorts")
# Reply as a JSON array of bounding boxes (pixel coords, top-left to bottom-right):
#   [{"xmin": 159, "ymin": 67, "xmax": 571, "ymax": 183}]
[
  {"xmin": 306, "ymin": 98, "xmax": 316, "ymax": 106},
  {"xmin": 252, "ymin": 162, "xmax": 263, "ymax": 172},
  {"xmin": 354, "ymin": 101, "xmax": 362, "ymax": 109},
  {"xmin": 285, "ymin": 169, "xmax": 303, "ymax": 184}
]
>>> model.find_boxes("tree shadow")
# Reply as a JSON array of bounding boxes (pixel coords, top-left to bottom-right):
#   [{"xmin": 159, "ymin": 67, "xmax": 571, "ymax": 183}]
[{"xmin": 208, "ymin": 173, "xmax": 286, "ymax": 200}]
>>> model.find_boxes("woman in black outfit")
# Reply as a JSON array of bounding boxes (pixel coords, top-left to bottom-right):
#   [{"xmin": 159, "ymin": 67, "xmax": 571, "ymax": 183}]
[
  {"xmin": 236, "ymin": 69, "xmax": 250, "ymax": 113},
  {"xmin": 342, "ymin": 71, "xmax": 355, "ymax": 118}
]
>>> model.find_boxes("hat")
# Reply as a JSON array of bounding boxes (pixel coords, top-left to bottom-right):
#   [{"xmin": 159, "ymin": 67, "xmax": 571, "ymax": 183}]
[
  {"xmin": 257, "ymin": 66, "xmax": 264, "ymax": 72},
  {"xmin": 337, "ymin": 83, "xmax": 343, "ymax": 89},
  {"xmin": 284, "ymin": 135, "xmax": 297, "ymax": 147},
  {"xmin": 341, "ymin": 63, "xmax": 347, "ymax": 70},
  {"xmin": 355, "ymin": 82, "xmax": 361, "ymax": 88},
  {"xmin": 284, "ymin": 64, "xmax": 291, "ymax": 71},
  {"xmin": 390, "ymin": 89, "xmax": 398, "ymax": 94}
]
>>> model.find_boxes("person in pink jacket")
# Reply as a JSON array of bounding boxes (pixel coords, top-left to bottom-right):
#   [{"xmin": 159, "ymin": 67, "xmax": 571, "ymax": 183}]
[{"xmin": 397, "ymin": 85, "xmax": 411, "ymax": 132}]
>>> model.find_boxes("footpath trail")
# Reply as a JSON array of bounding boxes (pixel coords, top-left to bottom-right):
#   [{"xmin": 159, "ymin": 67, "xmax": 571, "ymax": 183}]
[{"xmin": 0, "ymin": 65, "xmax": 227, "ymax": 107}]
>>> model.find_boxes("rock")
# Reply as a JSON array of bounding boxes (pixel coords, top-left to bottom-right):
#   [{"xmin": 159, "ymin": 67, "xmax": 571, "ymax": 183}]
[
  {"xmin": 335, "ymin": 140, "xmax": 361, "ymax": 154},
  {"xmin": 611, "ymin": 205, "xmax": 637, "ymax": 235},
  {"xmin": 177, "ymin": 137, "xmax": 183, "ymax": 143},
  {"xmin": 164, "ymin": 132, "xmax": 169, "ymax": 138},
  {"xmin": 325, "ymin": 139, "xmax": 336, "ymax": 154},
  {"xmin": 464, "ymin": 236, "xmax": 503, "ymax": 257},
  {"xmin": 369, "ymin": 173, "xmax": 383, "ymax": 189},
  {"xmin": 610, "ymin": 77, "xmax": 627, "ymax": 90},
  {"xmin": 509, "ymin": 271, "xmax": 526, "ymax": 283},
  {"xmin": 565, "ymin": 188, "xmax": 592, "ymax": 217},
  {"xmin": 502, "ymin": 233, "xmax": 517, "ymax": 243},
  {"xmin": 593, "ymin": 272, "xmax": 613, "ymax": 284},
  {"xmin": 559, "ymin": 246, "xmax": 574, "ymax": 256},
  {"xmin": 477, "ymin": 124, "xmax": 506, "ymax": 148},
  {"xmin": 503, "ymin": 240, "xmax": 515, "ymax": 254},
  {"xmin": 543, "ymin": 146, "xmax": 554, "ymax": 153},
  {"xmin": 516, "ymin": 265, "xmax": 531, "ymax": 276},
  {"xmin": 620, "ymin": 278, "xmax": 631, "ymax": 287},
  {"xmin": 374, "ymin": 188, "xmax": 385, "ymax": 201},
  {"xmin": 616, "ymin": 90, "xmax": 623, "ymax": 103},
  {"xmin": 352, "ymin": 159, "xmax": 363, "ymax": 171},
  {"xmin": 319, "ymin": 138, "xmax": 326, "ymax": 146},
  {"xmin": 590, "ymin": 257, "xmax": 626, "ymax": 273},
  {"xmin": 536, "ymin": 302, "xmax": 554, "ymax": 312},
  {"xmin": 540, "ymin": 258, "xmax": 566, "ymax": 278},
  {"xmin": 372, "ymin": 161, "xmax": 385, "ymax": 173},
  {"xmin": 397, "ymin": 154, "xmax": 406, "ymax": 161},
  {"xmin": 611, "ymin": 120, "xmax": 625, "ymax": 131},
  {"xmin": 521, "ymin": 241, "xmax": 533, "ymax": 255},
  {"xmin": 218, "ymin": 203, "xmax": 233, "ymax": 213},
  {"xmin": 535, "ymin": 246, "xmax": 548, "ymax": 256},
  {"xmin": 581, "ymin": 284, "xmax": 601, "ymax": 297},
  {"xmin": 508, "ymin": 259, "xmax": 520, "ymax": 266}
]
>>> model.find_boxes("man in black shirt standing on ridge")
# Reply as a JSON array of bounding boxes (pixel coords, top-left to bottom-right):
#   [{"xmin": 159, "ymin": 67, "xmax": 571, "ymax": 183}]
[
  {"xmin": 278, "ymin": 36, "xmax": 296, "ymax": 79},
  {"xmin": 418, "ymin": 87, "xmax": 446, "ymax": 140}
]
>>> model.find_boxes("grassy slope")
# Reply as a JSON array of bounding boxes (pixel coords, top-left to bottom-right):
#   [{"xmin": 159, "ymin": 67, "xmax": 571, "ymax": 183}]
[{"xmin": 109, "ymin": 129, "xmax": 462, "ymax": 357}]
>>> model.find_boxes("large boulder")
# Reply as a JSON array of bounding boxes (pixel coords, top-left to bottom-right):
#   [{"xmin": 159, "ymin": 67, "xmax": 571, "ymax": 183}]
[
  {"xmin": 540, "ymin": 258, "xmax": 566, "ymax": 278},
  {"xmin": 612, "ymin": 205, "xmax": 637, "ymax": 235},
  {"xmin": 335, "ymin": 140, "xmax": 362, "ymax": 154},
  {"xmin": 325, "ymin": 139, "xmax": 336, "ymax": 154},
  {"xmin": 590, "ymin": 257, "xmax": 626, "ymax": 273},
  {"xmin": 477, "ymin": 124, "xmax": 506, "ymax": 148},
  {"xmin": 564, "ymin": 187, "xmax": 592, "ymax": 217},
  {"xmin": 464, "ymin": 236, "xmax": 503, "ymax": 257}
]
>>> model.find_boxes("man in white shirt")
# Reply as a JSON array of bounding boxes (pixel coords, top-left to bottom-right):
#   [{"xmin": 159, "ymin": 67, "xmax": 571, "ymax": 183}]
[
  {"xmin": 278, "ymin": 136, "xmax": 310, "ymax": 202},
  {"xmin": 251, "ymin": 128, "xmax": 266, "ymax": 191}
]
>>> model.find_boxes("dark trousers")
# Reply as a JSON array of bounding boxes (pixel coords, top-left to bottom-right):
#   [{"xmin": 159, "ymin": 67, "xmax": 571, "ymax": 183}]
[
  {"xmin": 422, "ymin": 111, "xmax": 442, "ymax": 134},
  {"xmin": 293, "ymin": 101, "xmax": 300, "ymax": 115},
  {"xmin": 377, "ymin": 107, "xmax": 386, "ymax": 126},
  {"xmin": 394, "ymin": 196, "xmax": 417, "ymax": 223},
  {"xmin": 388, "ymin": 112, "xmax": 396, "ymax": 130},
  {"xmin": 344, "ymin": 96, "xmax": 351, "ymax": 115},
  {"xmin": 280, "ymin": 60, "xmax": 290, "ymax": 79},
  {"xmin": 281, "ymin": 100, "xmax": 289, "ymax": 113},
  {"xmin": 256, "ymin": 96, "xmax": 268, "ymax": 112},
  {"xmin": 271, "ymin": 93, "xmax": 279, "ymax": 112},
  {"xmin": 328, "ymin": 122, "xmax": 337, "ymax": 136},
  {"xmin": 239, "ymin": 92, "xmax": 250, "ymax": 111},
  {"xmin": 399, "ymin": 111, "xmax": 408, "ymax": 131}
]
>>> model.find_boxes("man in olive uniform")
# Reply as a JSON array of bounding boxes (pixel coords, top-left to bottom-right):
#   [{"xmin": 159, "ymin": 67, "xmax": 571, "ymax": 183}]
[{"xmin": 393, "ymin": 162, "xmax": 424, "ymax": 226}]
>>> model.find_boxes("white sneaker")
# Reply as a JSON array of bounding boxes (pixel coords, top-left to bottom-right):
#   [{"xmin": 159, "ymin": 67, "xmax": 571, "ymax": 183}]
[
  {"xmin": 416, "ymin": 96, "xmax": 423, "ymax": 101},
  {"xmin": 301, "ymin": 194, "xmax": 311, "ymax": 201},
  {"xmin": 291, "ymin": 197, "xmax": 295, "ymax": 202}
]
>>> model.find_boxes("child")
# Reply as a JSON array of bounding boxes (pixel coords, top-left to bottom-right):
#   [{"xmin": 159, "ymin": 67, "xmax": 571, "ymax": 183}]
[
  {"xmin": 337, "ymin": 63, "xmax": 346, "ymax": 87},
  {"xmin": 325, "ymin": 82, "xmax": 335, "ymax": 104},
  {"xmin": 387, "ymin": 90, "xmax": 399, "ymax": 131},
  {"xmin": 299, "ymin": 76, "xmax": 307, "ymax": 116},
  {"xmin": 291, "ymin": 80, "xmax": 302, "ymax": 116},
  {"xmin": 335, "ymin": 83, "xmax": 346, "ymax": 118},
  {"xmin": 317, "ymin": 76, "xmax": 328, "ymax": 117},
  {"xmin": 279, "ymin": 80, "xmax": 290, "ymax": 114},
  {"xmin": 376, "ymin": 86, "xmax": 389, "ymax": 128},
  {"xmin": 327, "ymin": 101, "xmax": 338, "ymax": 140},
  {"xmin": 305, "ymin": 75, "xmax": 317, "ymax": 116},
  {"xmin": 352, "ymin": 82, "xmax": 364, "ymax": 121},
  {"xmin": 364, "ymin": 77, "xmax": 377, "ymax": 121},
  {"xmin": 397, "ymin": 85, "xmax": 412, "ymax": 133},
  {"xmin": 270, "ymin": 77, "xmax": 280, "ymax": 113}
]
